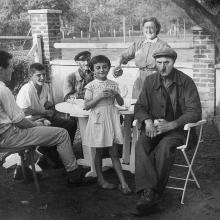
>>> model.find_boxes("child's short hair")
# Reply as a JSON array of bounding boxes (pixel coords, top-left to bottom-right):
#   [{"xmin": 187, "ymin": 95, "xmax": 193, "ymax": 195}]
[
  {"xmin": 89, "ymin": 55, "xmax": 111, "ymax": 71},
  {"xmin": 29, "ymin": 63, "xmax": 45, "ymax": 75}
]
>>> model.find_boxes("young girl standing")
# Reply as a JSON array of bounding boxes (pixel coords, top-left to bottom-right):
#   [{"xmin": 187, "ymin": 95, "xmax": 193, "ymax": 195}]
[{"xmin": 83, "ymin": 55, "xmax": 131, "ymax": 194}]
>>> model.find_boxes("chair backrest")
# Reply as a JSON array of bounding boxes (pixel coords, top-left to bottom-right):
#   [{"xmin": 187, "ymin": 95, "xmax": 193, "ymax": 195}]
[
  {"xmin": 181, "ymin": 120, "xmax": 206, "ymax": 168},
  {"xmin": 184, "ymin": 119, "xmax": 206, "ymax": 150}
]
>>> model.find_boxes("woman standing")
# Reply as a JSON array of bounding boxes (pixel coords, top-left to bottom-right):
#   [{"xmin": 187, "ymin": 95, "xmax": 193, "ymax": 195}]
[{"xmin": 113, "ymin": 17, "xmax": 169, "ymax": 98}]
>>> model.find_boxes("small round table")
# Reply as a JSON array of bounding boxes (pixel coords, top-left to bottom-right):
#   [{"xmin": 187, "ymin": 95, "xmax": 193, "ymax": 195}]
[{"xmin": 55, "ymin": 102, "xmax": 136, "ymax": 176}]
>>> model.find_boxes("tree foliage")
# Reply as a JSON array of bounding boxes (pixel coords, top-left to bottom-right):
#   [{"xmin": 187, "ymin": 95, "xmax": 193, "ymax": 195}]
[
  {"xmin": 1, "ymin": 0, "xmax": 219, "ymax": 59},
  {"xmin": 171, "ymin": 0, "xmax": 220, "ymax": 60},
  {"xmin": 0, "ymin": 0, "xmax": 195, "ymax": 36},
  {"xmin": 0, "ymin": 0, "xmax": 75, "ymax": 35}
]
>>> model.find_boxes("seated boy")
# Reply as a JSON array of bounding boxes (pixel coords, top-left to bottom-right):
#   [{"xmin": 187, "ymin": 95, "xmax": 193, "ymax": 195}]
[{"xmin": 16, "ymin": 63, "xmax": 77, "ymax": 171}]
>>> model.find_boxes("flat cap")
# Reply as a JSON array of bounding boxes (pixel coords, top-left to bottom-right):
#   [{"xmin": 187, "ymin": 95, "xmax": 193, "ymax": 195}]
[
  {"xmin": 153, "ymin": 47, "xmax": 177, "ymax": 60},
  {"xmin": 74, "ymin": 51, "xmax": 91, "ymax": 61}
]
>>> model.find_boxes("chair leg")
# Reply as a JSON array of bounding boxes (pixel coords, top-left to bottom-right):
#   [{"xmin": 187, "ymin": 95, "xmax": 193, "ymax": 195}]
[
  {"xmin": 182, "ymin": 150, "xmax": 200, "ymax": 188},
  {"xmin": 189, "ymin": 168, "xmax": 200, "ymax": 188},
  {"xmin": 19, "ymin": 151, "xmax": 27, "ymax": 182},
  {"xmin": 177, "ymin": 150, "xmax": 191, "ymax": 204},
  {"xmin": 29, "ymin": 148, "xmax": 40, "ymax": 193},
  {"xmin": 180, "ymin": 149, "xmax": 200, "ymax": 204}
]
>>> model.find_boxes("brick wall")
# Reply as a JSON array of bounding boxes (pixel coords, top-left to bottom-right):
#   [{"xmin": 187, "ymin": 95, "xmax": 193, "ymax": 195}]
[
  {"xmin": 192, "ymin": 26, "xmax": 215, "ymax": 118},
  {"xmin": 28, "ymin": 9, "xmax": 62, "ymax": 68}
]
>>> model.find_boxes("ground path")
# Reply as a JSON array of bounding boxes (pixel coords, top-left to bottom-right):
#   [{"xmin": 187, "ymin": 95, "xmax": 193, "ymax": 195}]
[{"xmin": 0, "ymin": 122, "xmax": 220, "ymax": 219}]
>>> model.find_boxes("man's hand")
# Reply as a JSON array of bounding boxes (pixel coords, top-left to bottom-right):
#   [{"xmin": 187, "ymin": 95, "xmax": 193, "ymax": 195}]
[
  {"xmin": 156, "ymin": 120, "xmax": 178, "ymax": 134},
  {"xmin": 35, "ymin": 121, "xmax": 44, "ymax": 126},
  {"xmin": 34, "ymin": 118, "xmax": 51, "ymax": 126},
  {"xmin": 144, "ymin": 119, "xmax": 157, "ymax": 138}
]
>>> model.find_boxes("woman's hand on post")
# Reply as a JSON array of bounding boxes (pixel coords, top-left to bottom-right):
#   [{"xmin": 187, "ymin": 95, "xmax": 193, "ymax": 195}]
[{"xmin": 113, "ymin": 66, "xmax": 123, "ymax": 78}]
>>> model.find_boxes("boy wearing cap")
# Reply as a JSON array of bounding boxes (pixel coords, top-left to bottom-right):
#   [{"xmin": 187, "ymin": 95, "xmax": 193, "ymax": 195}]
[
  {"xmin": 63, "ymin": 51, "xmax": 94, "ymax": 101},
  {"xmin": 134, "ymin": 47, "xmax": 202, "ymax": 212}
]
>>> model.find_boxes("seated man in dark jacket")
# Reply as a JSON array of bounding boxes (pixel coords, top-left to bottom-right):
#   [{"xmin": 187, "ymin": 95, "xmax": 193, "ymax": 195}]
[{"xmin": 134, "ymin": 47, "xmax": 202, "ymax": 212}]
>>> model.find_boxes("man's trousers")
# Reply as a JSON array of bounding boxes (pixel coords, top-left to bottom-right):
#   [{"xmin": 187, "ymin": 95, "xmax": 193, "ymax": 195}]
[
  {"xmin": 135, "ymin": 130, "xmax": 185, "ymax": 194},
  {"xmin": 0, "ymin": 125, "xmax": 78, "ymax": 172}
]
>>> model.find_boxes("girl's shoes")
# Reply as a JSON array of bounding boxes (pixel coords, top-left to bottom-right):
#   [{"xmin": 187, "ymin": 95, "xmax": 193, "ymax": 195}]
[
  {"xmin": 97, "ymin": 181, "xmax": 132, "ymax": 195},
  {"xmin": 118, "ymin": 184, "xmax": 132, "ymax": 195},
  {"xmin": 98, "ymin": 181, "xmax": 116, "ymax": 189}
]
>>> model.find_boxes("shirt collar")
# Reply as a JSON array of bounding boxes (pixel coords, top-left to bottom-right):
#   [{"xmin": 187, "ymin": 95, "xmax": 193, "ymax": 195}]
[
  {"xmin": 75, "ymin": 69, "xmax": 85, "ymax": 81},
  {"xmin": 153, "ymin": 68, "xmax": 182, "ymax": 90},
  {"xmin": 0, "ymin": 81, "xmax": 6, "ymax": 87},
  {"xmin": 144, "ymin": 37, "xmax": 158, "ymax": 43},
  {"xmin": 29, "ymin": 80, "xmax": 42, "ymax": 90}
]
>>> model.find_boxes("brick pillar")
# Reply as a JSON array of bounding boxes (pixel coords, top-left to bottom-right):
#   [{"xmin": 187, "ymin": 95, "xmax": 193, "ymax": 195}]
[
  {"xmin": 192, "ymin": 26, "xmax": 216, "ymax": 118},
  {"xmin": 28, "ymin": 9, "xmax": 62, "ymax": 68}
]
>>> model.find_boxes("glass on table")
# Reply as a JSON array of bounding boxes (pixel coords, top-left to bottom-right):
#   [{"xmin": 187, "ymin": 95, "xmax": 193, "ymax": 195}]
[
  {"xmin": 154, "ymin": 119, "xmax": 165, "ymax": 127},
  {"xmin": 124, "ymin": 98, "xmax": 137, "ymax": 111},
  {"xmin": 66, "ymin": 95, "xmax": 76, "ymax": 104},
  {"xmin": 121, "ymin": 84, "xmax": 128, "ymax": 99}
]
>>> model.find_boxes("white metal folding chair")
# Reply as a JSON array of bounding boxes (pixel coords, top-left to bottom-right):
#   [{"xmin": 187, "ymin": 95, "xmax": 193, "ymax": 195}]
[
  {"xmin": 166, "ymin": 119, "xmax": 206, "ymax": 204},
  {"xmin": 131, "ymin": 119, "xmax": 206, "ymax": 204}
]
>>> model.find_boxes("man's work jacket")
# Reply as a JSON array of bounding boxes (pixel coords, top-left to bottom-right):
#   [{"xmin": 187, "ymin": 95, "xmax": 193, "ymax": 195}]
[{"xmin": 134, "ymin": 68, "xmax": 202, "ymax": 129}]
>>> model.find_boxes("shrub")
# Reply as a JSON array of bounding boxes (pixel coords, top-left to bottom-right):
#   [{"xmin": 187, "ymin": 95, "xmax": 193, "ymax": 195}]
[{"xmin": 8, "ymin": 58, "xmax": 31, "ymax": 96}]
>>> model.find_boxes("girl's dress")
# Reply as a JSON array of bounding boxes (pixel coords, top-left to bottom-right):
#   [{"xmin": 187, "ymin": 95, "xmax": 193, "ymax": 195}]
[{"xmin": 83, "ymin": 79, "xmax": 123, "ymax": 148}]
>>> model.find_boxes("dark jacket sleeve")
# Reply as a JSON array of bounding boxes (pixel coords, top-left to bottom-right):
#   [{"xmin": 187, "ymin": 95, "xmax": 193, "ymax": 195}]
[
  {"xmin": 175, "ymin": 77, "xmax": 202, "ymax": 127},
  {"xmin": 134, "ymin": 78, "xmax": 153, "ymax": 124}
]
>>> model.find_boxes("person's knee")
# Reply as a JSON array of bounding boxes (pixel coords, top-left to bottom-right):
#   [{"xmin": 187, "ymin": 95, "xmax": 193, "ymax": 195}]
[
  {"xmin": 109, "ymin": 147, "xmax": 118, "ymax": 160},
  {"xmin": 58, "ymin": 128, "xmax": 70, "ymax": 140},
  {"xmin": 156, "ymin": 141, "xmax": 176, "ymax": 158}
]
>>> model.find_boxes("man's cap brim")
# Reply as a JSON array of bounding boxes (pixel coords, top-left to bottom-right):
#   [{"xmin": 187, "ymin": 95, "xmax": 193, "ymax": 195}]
[
  {"xmin": 153, "ymin": 48, "xmax": 177, "ymax": 60},
  {"xmin": 74, "ymin": 51, "xmax": 91, "ymax": 61}
]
